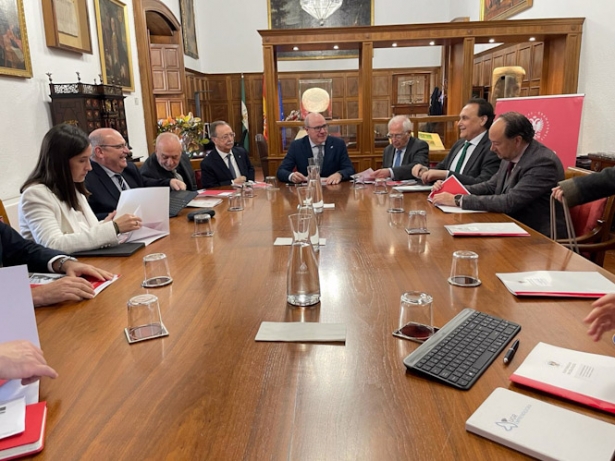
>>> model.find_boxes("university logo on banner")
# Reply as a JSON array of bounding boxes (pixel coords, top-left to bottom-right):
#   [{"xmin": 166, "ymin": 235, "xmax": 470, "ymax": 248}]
[{"xmin": 495, "ymin": 94, "xmax": 584, "ymax": 169}]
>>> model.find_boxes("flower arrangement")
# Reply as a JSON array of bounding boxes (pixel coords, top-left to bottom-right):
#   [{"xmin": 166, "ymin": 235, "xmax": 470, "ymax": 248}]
[{"xmin": 156, "ymin": 113, "xmax": 210, "ymax": 154}]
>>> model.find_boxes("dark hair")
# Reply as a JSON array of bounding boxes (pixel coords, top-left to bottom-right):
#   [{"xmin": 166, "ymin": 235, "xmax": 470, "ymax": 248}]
[
  {"xmin": 498, "ymin": 112, "xmax": 535, "ymax": 143},
  {"xmin": 466, "ymin": 98, "xmax": 495, "ymax": 129},
  {"xmin": 21, "ymin": 124, "xmax": 91, "ymax": 212}
]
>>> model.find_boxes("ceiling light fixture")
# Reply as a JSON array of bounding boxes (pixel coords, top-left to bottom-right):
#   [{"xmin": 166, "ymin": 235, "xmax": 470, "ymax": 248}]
[{"xmin": 300, "ymin": 0, "xmax": 343, "ymax": 26}]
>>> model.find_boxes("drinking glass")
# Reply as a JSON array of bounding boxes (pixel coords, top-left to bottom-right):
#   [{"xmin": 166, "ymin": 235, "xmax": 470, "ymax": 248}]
[
  {"xmin": 448, "ymin": 250, "xmax": 481, "ymax": 287},
  {"xmin": 142, "ymin": 253, "xmax": 172, "ymax": 288},
  {"xmin": 125, "ymin": 294, "xmax": 165, "ymax": 343},
  {"xmin": 397, "ymin": 291, "xmax": 434, "ymax": 341}
]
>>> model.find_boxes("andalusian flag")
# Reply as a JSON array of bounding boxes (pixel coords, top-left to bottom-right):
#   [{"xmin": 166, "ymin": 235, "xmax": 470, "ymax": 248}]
[
  {"xmin": 262, "ymin": 75, "xmax": 268, "ymax": 140},
  {"xmin": 241, "ymin": 74, "xmax": 249, "ymax": 152}
]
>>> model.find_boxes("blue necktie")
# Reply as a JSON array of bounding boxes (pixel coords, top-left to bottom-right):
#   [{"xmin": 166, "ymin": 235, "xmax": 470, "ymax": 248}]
[{"xmin": 393, "ymin": 149, "xmax": 403, "ymax": 168}]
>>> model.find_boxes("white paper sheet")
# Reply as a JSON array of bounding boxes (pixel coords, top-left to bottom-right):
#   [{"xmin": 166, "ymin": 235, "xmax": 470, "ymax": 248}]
[
  {"xmin": 496, "ymin": 271, "xmax": 615, "ymax": 297},
  {"xmin": 116, "ymin": 187, "xmax": 170, "ymax": 245},
  {"xmin": 255, "ymin": 322, "xmax": 346, "ymax": 342},
  {"xmin": 436, "ymin": 205, "xmax": 486, "ymax": 214},
  {"xmin": 274, "ymin": 238, "xmax": 326, "ymax": 246},
  {"xmin": 444, "ymin": 222, "xmax": 530, "ymax": 236}
]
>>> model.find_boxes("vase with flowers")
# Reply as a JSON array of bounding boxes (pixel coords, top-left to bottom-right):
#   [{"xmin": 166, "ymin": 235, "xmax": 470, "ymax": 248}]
[{"xmin": 156, "ymin": 113, "xmax": 210, "ymax": 156}]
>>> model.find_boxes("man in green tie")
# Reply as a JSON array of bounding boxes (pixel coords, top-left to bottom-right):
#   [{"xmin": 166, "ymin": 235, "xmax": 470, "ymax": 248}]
[{"xmin": 413, "ymin": 98, "xmax": 501, "ymax": 185}]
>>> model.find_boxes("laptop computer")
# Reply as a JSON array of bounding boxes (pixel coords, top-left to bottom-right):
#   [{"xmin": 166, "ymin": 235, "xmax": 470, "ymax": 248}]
[{"xmin": 169, "ymin": 190, "xmax": 199, "ymax": 217}]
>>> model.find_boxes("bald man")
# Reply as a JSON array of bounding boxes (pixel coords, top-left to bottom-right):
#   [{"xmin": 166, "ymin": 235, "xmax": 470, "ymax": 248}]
[{"xmin": 140, "ymin": 132, "xmax": 197, "ymax": 191}]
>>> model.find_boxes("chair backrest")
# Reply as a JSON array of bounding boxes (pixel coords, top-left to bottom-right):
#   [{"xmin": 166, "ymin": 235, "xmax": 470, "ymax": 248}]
[
  {"xmin": 255, "ymin": 134, "xmax": 270, "ymax": 178},
  {"xmin": 0, "ymin": 199, "xmax": 9, "ymax": 226}
]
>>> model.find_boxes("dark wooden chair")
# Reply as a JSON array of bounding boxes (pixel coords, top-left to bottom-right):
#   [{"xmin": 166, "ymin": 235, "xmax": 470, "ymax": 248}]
[
  {"xmin": 255, "ymin": 134, "xmax": 270, "ymax": 179},
  {"xmin": 556, "ymin": 167, "xmax": 615, "ymax": 267}
]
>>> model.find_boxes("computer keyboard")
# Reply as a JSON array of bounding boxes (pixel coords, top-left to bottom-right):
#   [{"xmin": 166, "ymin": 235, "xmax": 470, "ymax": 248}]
[
  {"xmin": 169, "ymin": 190, "xmax": 198, "ymax": 217},
  {"xmin": 403, "ymin": 308, "xmax": 521, "ymax": 390}
]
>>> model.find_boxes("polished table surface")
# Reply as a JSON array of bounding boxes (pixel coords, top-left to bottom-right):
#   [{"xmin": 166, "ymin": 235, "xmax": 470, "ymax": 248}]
[{"xmin": 33, "ymin": 183, "xmax": 615, "ymax": 460}]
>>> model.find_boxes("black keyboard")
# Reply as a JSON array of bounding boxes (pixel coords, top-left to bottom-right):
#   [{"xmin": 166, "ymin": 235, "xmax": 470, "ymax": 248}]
[
  {"xmin": 169, "ymin": 190, "xmax": 198, "ymax": 217},
  {"xmin": 403, "ymin": 308, "xmax": 521, "ymax": 390}
]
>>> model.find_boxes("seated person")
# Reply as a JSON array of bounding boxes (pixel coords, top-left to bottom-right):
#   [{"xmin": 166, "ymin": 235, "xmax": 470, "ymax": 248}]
[
  {"xmin": 140, "ymin": 133, "xmax": 197, "ymax": 191},
  {"xmin": 200, "ymin": 121, "xmax": 254, "ymax": 188},
  {"xmin": 432, "ymin": 112, "xmax": 566, "ymax": 237},
  {"xmin": 276, "ymin": 112, "xmax": 355, "ymax": 185},
  {"xmin": 85, "ymin": 128, "xmax": 154, "ymax": 219},
  {"xmin": 412, "ymin": 98, "xmax": 501, "ymax": 185},
  {"xmin": 0, "ymin": 340, "xmax": 58, "ymax": 385},
  {"xmin": 0, "ymin": 221, "xmax": 113, "ymax": 306},
  {"xmin": 372, "ymin": 115, "xmax": 429, "ymax": 180},
  {"xmin": 19, "ymin": 124, "xmax": 142, "ymax": 254},
  {"xmin": 553, "ymin": 166, "xmax": 615, "ymax": 207}
]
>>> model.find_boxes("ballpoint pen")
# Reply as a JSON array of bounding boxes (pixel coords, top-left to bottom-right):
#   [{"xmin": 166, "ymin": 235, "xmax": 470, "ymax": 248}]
[{"xmin": 503, "ymin": 339, "xmax": 520, "ymax": 365}]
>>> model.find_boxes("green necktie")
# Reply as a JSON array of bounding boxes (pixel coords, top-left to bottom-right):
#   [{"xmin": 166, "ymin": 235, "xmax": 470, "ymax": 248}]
[{"xmin": 454, "ymin": 141, "xmax": 471, "ymax": 174}]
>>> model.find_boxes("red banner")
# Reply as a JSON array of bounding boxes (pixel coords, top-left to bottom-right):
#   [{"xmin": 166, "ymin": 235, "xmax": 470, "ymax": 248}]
[{"xmin": 495, "ymin": 94, "xmax": 584, "ymax": 169}]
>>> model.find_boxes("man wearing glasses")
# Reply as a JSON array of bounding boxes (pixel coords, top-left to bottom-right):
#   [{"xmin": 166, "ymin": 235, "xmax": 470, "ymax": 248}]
[
  {"xmin": 85, "ymin": 128, "xmax": 152, "ymax": 219},
  {"xmin": 372, "ymin": 115, "xmax": 429, "ymax": 180},
  {"xmin": 277, "ymin": 112, "xmax": 355, "ymax": 185},
  {"xmin": 200, "ymin": 121, "xmax": 255, "ymax": 188}
]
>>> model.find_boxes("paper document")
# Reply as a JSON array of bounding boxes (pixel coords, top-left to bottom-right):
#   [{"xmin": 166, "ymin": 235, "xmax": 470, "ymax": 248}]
[
  {"xmin": 435, "ymin": 205, "xmax": 486, "ymax": 214},
  {"xmin": 511, "ymin": 342, "xmax": 615, "ymax": 414},
  {"xmin": 428, "ymin": 175, "xmax": 469, "ymax": 202},
  {"xmin": 393, "ymin": 184, "xmax": 433, "ymax": 192},
  {"xmin": 445, "ymin": 223, "xmax": 530, "ymax": 237},
  {"xmin": 496, "ymin": 271, "xmax": 615, "ymax": 297},
  {"xmin": 117, "ymin": 187, "xmax": 169, "ymax": 245},
  {"xmin": 0, "ymin": 266, "xmax": 40, "ymax": 405},
  {"xmin": 467, "ymin": 387, "xmax": 615, "ymax": 460},
  {"xmin": 187, "ymin": 198, "xmax": 222, "ymax": 208},
  {"xmin": 274, "ymin": 238, "xmax": 326, "ymax": 246},
  {"xmin": 0, "ymin": 397, "xmax": 26, "ymax": 439},
  {"xmin": 198, "ymin": 190, "xmax": 233, "ymax": 197},
  {"xmin": 255, "ymin": 322, "xmax": 346, "ymax": 342}
]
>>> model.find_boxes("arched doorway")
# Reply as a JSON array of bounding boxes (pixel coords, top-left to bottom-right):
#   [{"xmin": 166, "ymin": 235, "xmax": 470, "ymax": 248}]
[{"xmin": 133, "ymin": 0, "xmax": 186, "ymax": 154}]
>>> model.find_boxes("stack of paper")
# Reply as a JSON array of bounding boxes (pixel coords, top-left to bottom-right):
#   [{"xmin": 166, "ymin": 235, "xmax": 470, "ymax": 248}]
[
  {"xmin": 117, "ymin": 187, "xmax": 169, "ymax": 245},
  {"xmin": 0, "ymin": 399, "xmax": 47, "ymax": 460},
  {"xmin": 510, "ymin": 342, "xmax": 615, "ymax": 413},
  {"xmin": 496, "ymin": 271, "xmax": 615, "ymax": 297},
  {"xmin": 466, "ymin": 387, "xmax": 615, "ymax": 460},
  {"xmin": 444, "ymin": 223, "xmax": 530, "ymax": 237}
]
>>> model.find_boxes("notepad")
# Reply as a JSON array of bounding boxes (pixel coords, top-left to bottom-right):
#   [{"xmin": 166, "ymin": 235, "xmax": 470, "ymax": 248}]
[
  {"xmin": 466, "ymin": 388, "xmax": 615, "ymax": 460},
  {"xmin": 445, "ymin": 223, "xmax": 530, "ymax": 237},
  {"xmin": 496, "ymin": 271, "xmax": 615, "ymax": 297},
  {"xmin": 0, "ymin": 401, "xmax": 47, "ymax": 461},
  {"xmin": 255, "ymin": 322, "xmax": 346, "ymax": 342}
]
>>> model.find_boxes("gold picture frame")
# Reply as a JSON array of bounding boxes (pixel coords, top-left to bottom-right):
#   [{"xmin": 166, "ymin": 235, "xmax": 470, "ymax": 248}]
[
  {"xmin": 42, "ymin": 0, "xmax": 93, "ymax": 53},
  {"xmin": 480, "ymin": 0, "xmax": 533, "ymax": 21},
  {"xmin": 94, "ymin": 0, "xmax": 134, "ymax": 91},
  {"xmin": 0, "ymin": 0, "xmax": 32, "ymax": 78},
  {"xmin": 179, "ymin": 0, "xmax": 198, "ymax": 59}
]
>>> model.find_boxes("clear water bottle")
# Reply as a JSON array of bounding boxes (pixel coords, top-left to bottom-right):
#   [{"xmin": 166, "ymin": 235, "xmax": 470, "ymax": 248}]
[
  {"xmin": 307, "ymin": 165, "xmax": 324, "ymax": 214},
  {"xmin": 287, "ymin": 213, "xmax": 320, "ymax": 307},
  {"xmin": 296, "ymin": 185, "xmax": 320, "ymax": 252}
]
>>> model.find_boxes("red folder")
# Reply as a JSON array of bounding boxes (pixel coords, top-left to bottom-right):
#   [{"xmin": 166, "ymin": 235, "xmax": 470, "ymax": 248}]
[
  {"xmin": 0, "ymin": 402, "xmax": 47, "ymax": 460},
  {"xmin": 427, "ymin": 175, "xmax": 470, "ymax": 202}
]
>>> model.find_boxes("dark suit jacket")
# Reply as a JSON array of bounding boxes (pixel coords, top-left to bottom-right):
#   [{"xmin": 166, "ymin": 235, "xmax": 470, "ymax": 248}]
[
  {"xmin": 381, "ymin": 137, "xmax": 429, "ymax": 180},
  {"xmin": 140, "ymin": 153, "xmax": 197, "ymax": 191},
  {"xmin": 464, "ymin": 139, "xmax": 566, "ymax": 236},
  {"xmin": 85, "ymin": 161, "xmax": 146, "ymax": 219},
  {"xmin": 276, "ymin": 136, "xmax": 355, "ymax": 183},
  {"xmin": 0, "ymin": 222, "xmax": 61, "ymax": 273},
  {"xmin": 559, "ymin": 166, "xmax": 615, "ymax": 207},
  {"xmin": 200, "ymin": 147, "xmax": 255, "ymax": 188},
  {"xmin": 435, "ymin": 132, "xmax": 501, "ymax": 185}
]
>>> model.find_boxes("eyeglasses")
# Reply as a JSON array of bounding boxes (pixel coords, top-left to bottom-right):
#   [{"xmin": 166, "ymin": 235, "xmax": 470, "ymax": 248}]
[
  {"xmin": 99, "ymin": 143, "xmax": 129, "ymax": 150},
  {"xmin": 214, "ymin": 133, "xmax": 236, "ymax": 140},
  {"xmin": 307, "ymin": 124, "xmax": 328, "ymax": 132},
  {"xmin": 387, "ymin": 133, "xmax": 408, "ymax": 140}
]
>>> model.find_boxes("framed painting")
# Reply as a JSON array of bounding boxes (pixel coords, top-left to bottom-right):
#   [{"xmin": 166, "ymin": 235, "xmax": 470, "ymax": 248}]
[
  {"xmin": 42, "ymin": 0, "xmax": 93, "ymax": 53},
  {"xmin": 268, "ymin": 0, "xmax": 373, "ymax": 60},
  {"xmin": 480, "ymin": 0, "xmax": 533, "ymax": 21},
  {"xmin": 0, "ymin": 0, "xmax": 32, "ymax": 77},
  {"xmin": 179, "ymin": 0, "xmax": 198, "ymax": 59},
  {"xmin": 94, "ymin": 0, "xmax": 133, "ymax": 91}
]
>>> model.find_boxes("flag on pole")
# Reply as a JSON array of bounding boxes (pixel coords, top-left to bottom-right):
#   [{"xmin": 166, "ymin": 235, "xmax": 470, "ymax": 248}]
[
  {"xmin": 262, "ymin": 75, "xmax": 268, "ymax": 141},
  {"xmin": 241, "ymin": 74, "xmax": 249, "ymax": 152}
]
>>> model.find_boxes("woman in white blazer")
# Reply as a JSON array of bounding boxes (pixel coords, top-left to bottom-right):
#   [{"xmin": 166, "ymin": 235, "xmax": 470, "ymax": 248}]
[{"xmin": 19, "ymin": 124, "xmax": 142, "ymax": 253}]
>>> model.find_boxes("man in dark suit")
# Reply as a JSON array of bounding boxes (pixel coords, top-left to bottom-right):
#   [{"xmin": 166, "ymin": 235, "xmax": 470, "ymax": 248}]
[
  {"xmin": 277, "ymin": 112, "xmax": 355, "ymax": 185},
  {"xmin": 85, "ymin": 128, "xmax": 153, "ymax": 219},
  {"xmin": 372, "ymin": 115, "xmax": 429, "ymax": 180},
  {"xmin": 200, "ymin": 121, "xmax": 254, "ymax": 188},
  {"xmin": 413, "ymin": 98, "xmax": 501, "ymax": 185},
  {"xmin": 432, "ymin": 112, "xmax": 566, "ymax": 237},
  {"xmin": 140, "ymin": 133, "xmax": 197, "ymax": 191},
  {"xmin": 0, "ymin": 222, "xmax": 112, "ymax": 306}
]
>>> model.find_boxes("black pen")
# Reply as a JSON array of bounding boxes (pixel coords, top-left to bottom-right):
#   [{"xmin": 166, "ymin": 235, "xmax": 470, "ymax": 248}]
[{"xmin": 503, "ymin": 339, "xmax": 520, "ymax": 365}]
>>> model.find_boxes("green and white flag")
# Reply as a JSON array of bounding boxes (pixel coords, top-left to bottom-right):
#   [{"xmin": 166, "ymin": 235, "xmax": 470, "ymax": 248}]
[{"xmin": 241, "ymin": 74, "xmax": 249, "ymax": 152}]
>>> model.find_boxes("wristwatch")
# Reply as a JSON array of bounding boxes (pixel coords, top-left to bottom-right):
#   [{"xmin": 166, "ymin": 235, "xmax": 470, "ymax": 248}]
[
  {"xmin": 56, "ymin": 256, "xmax": 78, "ymax": 273},
  {"xmin": 454, "ymin": 194, "xmax": 463, "ymax": 207}
]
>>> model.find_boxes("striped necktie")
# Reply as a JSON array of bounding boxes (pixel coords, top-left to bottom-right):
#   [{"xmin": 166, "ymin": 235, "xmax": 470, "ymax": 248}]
[{"xmin": 114, "ymin": 174, "xmax": 127, "ymax": 191}]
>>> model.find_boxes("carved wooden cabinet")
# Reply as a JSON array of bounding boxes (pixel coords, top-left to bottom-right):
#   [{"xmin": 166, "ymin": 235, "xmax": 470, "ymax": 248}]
[{"xmin": 49, "ymin": 81, "xmax": 129, "ymax": 145}]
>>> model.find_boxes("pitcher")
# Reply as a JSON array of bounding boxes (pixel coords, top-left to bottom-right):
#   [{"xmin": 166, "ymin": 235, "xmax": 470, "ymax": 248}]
[
  {"xmin": 287, "ymin": 213, "xmax": 320, "ymax": 306},
  {"xmin": 296, "ymin": 185, "xmax": 320, "ymax": 253},
  {"xmin": 307, "ymin": 165, "xmax": 324, "ymax": 214}
]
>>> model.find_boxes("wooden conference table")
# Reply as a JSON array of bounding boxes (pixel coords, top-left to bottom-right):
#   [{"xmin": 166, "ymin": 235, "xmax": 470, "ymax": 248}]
[{"xmin": 33, "ymin": 183, "xmax": 615, "ymax": 460}]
